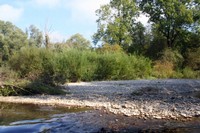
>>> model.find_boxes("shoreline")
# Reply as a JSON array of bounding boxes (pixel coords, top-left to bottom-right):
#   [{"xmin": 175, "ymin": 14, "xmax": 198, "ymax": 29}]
[{"xmin": 0, "ymin": 79, "xmax": 200, "ymax": 120}]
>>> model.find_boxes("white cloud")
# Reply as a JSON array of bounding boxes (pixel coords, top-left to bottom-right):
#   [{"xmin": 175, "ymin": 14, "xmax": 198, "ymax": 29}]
[
  {"xmin": 0, "ymin": 4, "xmax": 23, "ymax": 22},
  {"xmin": 66, "ymin": 0, "xmax": 109, "ymax": 21},
  {"xmin": 34, "ymin": 0, "xmax": 61, "ymax": 8}
]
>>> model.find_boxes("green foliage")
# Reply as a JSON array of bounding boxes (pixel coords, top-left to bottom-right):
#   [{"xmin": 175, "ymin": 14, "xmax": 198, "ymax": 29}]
[
  {"xmin": 0, "ymin": 86, "xmax": 16, "ymax": 96},
  {"xmin": 24, "ymin": 81, "xmax": 66, "ymax": 95},
  {"xmin": 0, "ymin": 66, "xmax": 19, "ymax": 82},
  {"xmin": 160, "ymin": 48, "xmax": 184, "ymax": 69},
  {"xmin": 128, "ymin": 22, "xmax": 147, "ymax": 54},
  {"xmin": 153, "ymin": 60, "xmax": 174, "ymax": 78},
  {"xmin": 0, "ymin": 61, "xmax": 67, "ymax": 96},
  {"xmin": 185, "ymin": 47, "xmax": 200, "ymax": 70},
  {"xmin": 0, "ymin": 20, "xmax": 28, "ymax": 61},
  {"xmin": 141, "ymin": 0, "xmax": 195, "ymax": 48},
  {"xmin": 152, "ymin": 48, "xmax": 184, "ymax": 78},
  {"xmin": 8, "ymin": 47, "xmax": 153, "ymax": 83},
  {"xmin": 96, "ymin": 43, "xmax": 124, "ymax": 53},
  {"xmin": 26, "ymin": 25, "xmax": 43, "ymax": 47},
  {"xmin": 93, "ymin": 0, "xmax": 139, "ymax": 51},
  {"xmin": 182, "ymin": 67, "xmax": 199, "ymax": 79},
  {"xmin": 9, "ymin": 47, "xmax": 43, "ymax": 80},
  {"xmin": 66, "ymin": 33, "xmax": 91, "ymax": 50},
  {"xmin": 10, "ymin": 48, "xmax": 67, "ymax": 85},
  {"xmin": 0, "ymin": 80, "xmax": 66, "ymax": 96}
]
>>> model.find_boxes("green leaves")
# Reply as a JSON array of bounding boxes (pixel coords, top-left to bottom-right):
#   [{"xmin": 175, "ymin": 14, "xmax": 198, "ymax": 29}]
[
  {"xmin": 141, "ymin": 0, "xmax": 197, "ymax": 48},
  {"xmin": 27, "ymin": 25, "xmax": 43, "ymax": 48},
  {"xmin": 0, "ymin": 20, "xmax": 28, "ymax": 61},
  {"xmin": 66, "ymin": 33, "xmax": 91, "ymax": 50},
  {"xmin": 93, "ymin": 0, "xmax": 138, "ymax": 51}
]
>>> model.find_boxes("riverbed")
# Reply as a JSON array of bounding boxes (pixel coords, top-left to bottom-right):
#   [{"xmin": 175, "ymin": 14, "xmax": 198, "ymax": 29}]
[
  {"xmin": 1, "ymin": 102, "xmax": 200, "ymax": 133},
  {"xmin": 0, "ymin": 79, "xmax": 200, "ymax": 132},
  {"xmin": 1, "ymin": 79, "xmax": 200, "ymax": 119}
]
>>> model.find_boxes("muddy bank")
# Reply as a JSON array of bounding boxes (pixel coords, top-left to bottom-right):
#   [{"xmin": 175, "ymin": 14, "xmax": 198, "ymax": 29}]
[{"xmin": 0, "ymin": 79, "xmax": 200, "ymax": 120}]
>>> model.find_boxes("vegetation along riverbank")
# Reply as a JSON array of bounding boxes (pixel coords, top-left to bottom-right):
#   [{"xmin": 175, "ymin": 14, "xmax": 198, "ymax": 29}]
[{"xmin": 0, "ymin": 0, "xmax": 199, "ymax": 121}]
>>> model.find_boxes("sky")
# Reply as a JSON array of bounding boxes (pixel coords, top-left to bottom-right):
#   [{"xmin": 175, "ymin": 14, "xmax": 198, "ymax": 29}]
[{"xmin": 0, "ymin": 0, "xmax": 148, "ymax": 43}]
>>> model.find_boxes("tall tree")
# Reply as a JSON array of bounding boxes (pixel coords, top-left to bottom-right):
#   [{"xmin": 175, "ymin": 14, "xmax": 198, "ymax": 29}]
[
  {"xmin": 128, "ymin": 22, "xmax": 147, "ymax": 54},
  {"xmin": 0, "ymin": 20, "xmax": 28, "ymax": 61},
  {"xmin": 93, "ymin": 0, "xmax": 138, "ymax": 51},
  {"xmin": 140, "ymin": 0, "xmax": 196, "ymax": 48},
  {"xmin": 66, "ymin": 33, "xmax": 91, "ymax": 50},
  {"xmin": 27, "ymin": 25, "xmax": 43, "ymax": 47}
]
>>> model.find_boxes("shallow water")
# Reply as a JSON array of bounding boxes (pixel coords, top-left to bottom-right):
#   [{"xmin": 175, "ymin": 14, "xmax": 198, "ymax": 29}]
[{"xmin": 1, "ymin": 102, "xmax": 200, "ymax": 133}]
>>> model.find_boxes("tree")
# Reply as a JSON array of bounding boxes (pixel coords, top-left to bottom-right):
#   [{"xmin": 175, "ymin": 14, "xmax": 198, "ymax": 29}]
[
  {"xmin": 128, "ymin": 22, "xmax": 147, "ymax": 54},
  {"xmin": 93, "ymin": 0, "xmax": 138, "ymax": 51},
  {"xmin": 66, "ymin": 33, "xmax": 91, "ymax": 50},
  {"xmin": 27, "ymin": 25, "xmax": 43, "ymax": 47},
  {"xmin": 0, "ymin": 20, "xmax": 28, "ymax": 61},
  {"xmin": 140, "ymin": 0, "xmax": 196, "ymax": 48}
]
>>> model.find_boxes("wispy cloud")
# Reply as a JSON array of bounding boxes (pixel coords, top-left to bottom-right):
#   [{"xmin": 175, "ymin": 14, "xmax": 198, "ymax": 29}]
[{"xmin": 0, "ymin": 4, "xmax": 23, "ymax": 22}]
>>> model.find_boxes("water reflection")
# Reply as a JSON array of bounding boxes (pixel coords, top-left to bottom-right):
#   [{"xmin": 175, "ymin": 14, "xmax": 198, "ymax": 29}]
[
  {"xmin": 0, "ymin": 102, "xmax": 95, "ymax": 133},
  {"xmin": 0, "ymin": 102, "xmax": 89, "ymax": 126}
]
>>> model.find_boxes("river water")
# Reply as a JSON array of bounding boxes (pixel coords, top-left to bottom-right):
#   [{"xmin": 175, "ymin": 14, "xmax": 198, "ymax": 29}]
[{"xmin": 0, "ymin": 102, "xmax": 200, "ymax": 133}]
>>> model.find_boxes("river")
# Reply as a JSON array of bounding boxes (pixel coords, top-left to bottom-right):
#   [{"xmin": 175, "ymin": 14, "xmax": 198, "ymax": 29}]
[{"xmin": 0, "ymin": 102, "xmax": 200, "ymax": 133}]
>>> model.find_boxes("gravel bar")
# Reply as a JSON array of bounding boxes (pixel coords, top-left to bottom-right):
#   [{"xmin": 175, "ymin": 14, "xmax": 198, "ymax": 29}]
[{"xmin": 0, "ymin": 79, "xmax": 200, "ymax": 120}]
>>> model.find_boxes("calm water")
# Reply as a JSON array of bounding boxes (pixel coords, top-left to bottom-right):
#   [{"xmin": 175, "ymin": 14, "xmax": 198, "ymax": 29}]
[{"xmin": 1, "ymin": 102, "xmax": 200, "ymax": 133}]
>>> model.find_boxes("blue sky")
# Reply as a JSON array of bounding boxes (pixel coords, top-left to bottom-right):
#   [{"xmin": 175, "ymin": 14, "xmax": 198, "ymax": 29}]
[{"xmin": 0, "ymin": 0, "xmax": 148, "ymax": 43}]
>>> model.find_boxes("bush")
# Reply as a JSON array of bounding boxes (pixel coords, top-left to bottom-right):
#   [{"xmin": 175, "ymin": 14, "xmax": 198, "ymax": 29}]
[
  {"xmin": 0, "ymin": 66, "xmax": 19, "ymax": 83},
  {"xmin": 185, "ymin": 47, "xmax": 200, "ymax": 71},
  {"xmin": 9, "ymin": 47, "xmax": 43, "ymax": 80},
  {"xmin": 182, "ymin": 67, "xmax": 199, "ymax": 79},
  {"xmin": 153, "ymin": 60, "xmax": 174, "ymax": 78},
  {"xmin": 8, "ymin": 47, "xmax": 153, "ymax": 83},
  {"xmin": 54, "ymin": 49, "xmax": 98, "ymax": 82},
  {"xmin": 0, "ymin": 79, "xmax": 66, "ymax": 96},
  {"xmin": 97, "ymin": 43, "xmax": 124, "ymax": 53},
  {"xmin": 159, "ymin": 48, "xmax": 183, "ymax": 69},
  {"xmin": 95, "ymin": 52, "xmax": 152, "ymax": 80}
]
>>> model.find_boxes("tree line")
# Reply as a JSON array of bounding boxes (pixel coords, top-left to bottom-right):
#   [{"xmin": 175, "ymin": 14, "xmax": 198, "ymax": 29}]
[{"xmin": 93, "ymin": 0, "xmax": 199, "ymax": 74}]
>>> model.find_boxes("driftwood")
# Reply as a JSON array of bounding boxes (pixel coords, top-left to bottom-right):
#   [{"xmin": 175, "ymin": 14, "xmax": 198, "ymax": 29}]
[{"xmin": 0, "ymin": 83, "xmax": 32, "ymax": 95}]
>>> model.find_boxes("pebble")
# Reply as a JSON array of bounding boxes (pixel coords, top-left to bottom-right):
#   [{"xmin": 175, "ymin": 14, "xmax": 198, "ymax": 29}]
[{"xmin": 1, "ymin": 79, "xmax": 200, "ymax": 120}]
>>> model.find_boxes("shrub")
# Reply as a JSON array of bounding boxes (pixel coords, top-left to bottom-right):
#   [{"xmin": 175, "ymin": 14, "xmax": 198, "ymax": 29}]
[
  {"xmin": 55, "ymin": 49, "xmax": 98, "ymax": 82},
  {"xmin": 185, "ymin": 47, "xmax": 200, "ymax": 71},
  {"xmin": 129, "ymin": 55, "xmax": 152, "ymax": 79},
  {"xmin": 95, "ymin": 52, "xmax": 152, "ymax": 80},
  {"xmin": 8, "ymin": 47, "xmax": 153, "ymax": 83},
  {"xmin": 153, "ymin": 60, "xmax": 174, "ymax": 78},
  {"xmin": 96, "ymin": 43, "xmax": 124, "ymax": 53},
  {"xmin": 9, "ymin": 47, "xmax": 43, "ymax": 80},
  {"xmin": 0, "ymin": 66, "xmax": 19, "ymax": 83},
  {"xmin": 160, "ymin": 48, "xmax": 183, "ymax": 69},
  {"xmin": 182, "ymin": 67, "xmax": 199, "ymax": 79},
  {"xmin": 78, "ymin": 50, "xmax": 98, "ymax": 81}
]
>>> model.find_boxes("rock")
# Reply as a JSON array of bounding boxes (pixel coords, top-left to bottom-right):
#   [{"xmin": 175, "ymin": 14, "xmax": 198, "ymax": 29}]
[
  {"xmin": 180, "ymin": 112, "xmax": 188, "ymax": 117},
  {"xmin": 111, "ymin": 104, "xmax": 121, "ymax": 109},
  {"xmin": 195, "ymin": 111, "xmax": 200, "ymax": 116},
  {"xmin": 154, "ymin": 115, "xmax": 163, "ymax": 119}
]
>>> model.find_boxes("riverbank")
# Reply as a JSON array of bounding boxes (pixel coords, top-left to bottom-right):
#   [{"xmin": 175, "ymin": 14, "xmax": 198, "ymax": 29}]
[{"xmin": 0, "ymin": 79, "xmax": 200, "ymax": 120}]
